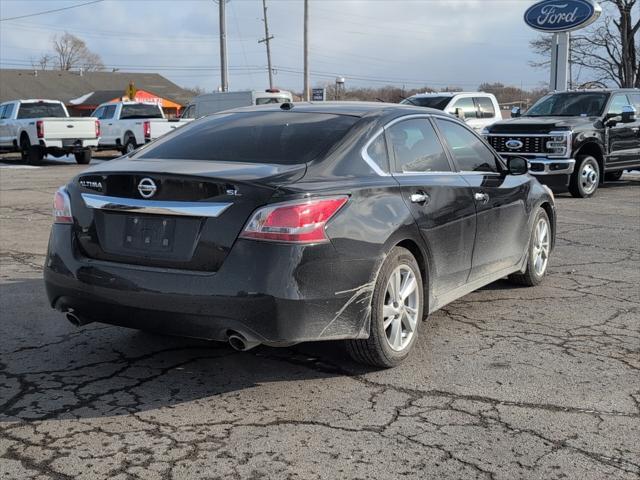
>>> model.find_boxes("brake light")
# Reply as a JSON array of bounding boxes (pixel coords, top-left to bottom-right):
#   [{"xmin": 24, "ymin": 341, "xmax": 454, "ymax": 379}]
[
  {"xmin": 143, "ymin": 121, "xmax": 151, "ymax": 140},
  {"xmin": 95, "ymin": 120, "xmax": 100, "ymax": 138},
  {"xmin": 36, "ymin": 120, "xmax": 44, "ymax": 138},
  {"xmin": 240, "ymin": 196, "xmax": 348, "ymax": 243},
  {"xmin": 53, "ymin": 187, "xmax": 73, "ymax": 224}
]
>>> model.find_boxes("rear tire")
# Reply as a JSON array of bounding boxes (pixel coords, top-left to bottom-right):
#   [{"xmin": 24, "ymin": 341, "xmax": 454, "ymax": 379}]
[
  {"xmin": 509, "ymin": 208, "xmax": 551, "ymax": 287},
  {"xmin": 74, "ymin": 149, "xmax": 92, "ymax": 165},
  {"xmin": 569, "ymin": 155, "xmax": 599, "ymax": 198},
  {"xmin": 347, "ymin": 247, "xmax": 424, "ymax": 368},
  {"xmin": 605, "ymin": 171, "xmax": 623, "ymax": 181},
  {"xmin": 122, "ymin": 136, "xmax": 137, "ymax": 155},
  {"xmin": 20, "ymin": 135, "xmax": 30, "ymax": 162},
  {"xmin": 27, "ymin": 145, "xmax": 44, "ymax": 165}
]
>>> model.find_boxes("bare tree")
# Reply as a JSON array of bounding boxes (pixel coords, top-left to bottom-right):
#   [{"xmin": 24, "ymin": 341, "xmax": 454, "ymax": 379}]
[
  {"xmin": 52, "ymin": 32, "xmax": 104, "ymax": 72},
  {"xmin": 530, "ymin": 0, "xmax": 639, "ymax": 88},
  {"xmin": 31, "ymin": 54, "xmax": 54, "ymax": 71}
]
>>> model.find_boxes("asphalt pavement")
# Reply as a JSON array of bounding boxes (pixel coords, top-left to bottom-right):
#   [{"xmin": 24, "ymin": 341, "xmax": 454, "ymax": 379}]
[{"xmin": 1, "ymin": 156, "xmax": 638, "ymax": 480}]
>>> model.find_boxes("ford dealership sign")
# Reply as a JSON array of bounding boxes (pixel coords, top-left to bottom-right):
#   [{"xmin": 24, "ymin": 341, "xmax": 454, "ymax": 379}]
[{"xmin": 524, "ymin": 0, "xmax": 601, "ymax": 32}]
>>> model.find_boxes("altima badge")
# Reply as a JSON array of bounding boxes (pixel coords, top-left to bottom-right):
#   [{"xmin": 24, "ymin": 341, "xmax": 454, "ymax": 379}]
[{"xmin": 137, "ymin": 178, "xmax": 157, "ymax": 199}]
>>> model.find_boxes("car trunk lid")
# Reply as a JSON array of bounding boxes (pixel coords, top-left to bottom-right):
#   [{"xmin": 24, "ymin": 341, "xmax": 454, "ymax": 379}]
[{"xmin": 70, "ymin": 159, "xmax": 306, "ymax": 271}]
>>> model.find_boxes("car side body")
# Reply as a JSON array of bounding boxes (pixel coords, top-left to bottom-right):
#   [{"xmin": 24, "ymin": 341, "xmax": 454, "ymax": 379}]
[{"xmin": 44, "ymin": 102, "xmax": 555, "ymax": 366}]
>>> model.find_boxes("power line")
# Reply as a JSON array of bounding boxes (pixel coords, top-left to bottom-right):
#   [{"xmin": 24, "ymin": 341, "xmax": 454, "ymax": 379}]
[{"xmin": 0, "ymin": 0, "xmax": 105, "ymax": 22}]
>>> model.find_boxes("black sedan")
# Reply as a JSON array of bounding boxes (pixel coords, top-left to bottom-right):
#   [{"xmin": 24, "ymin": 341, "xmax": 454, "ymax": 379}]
[{"xmin": 44, "ymin": 102, "xmax": 555, "ymax": 367}]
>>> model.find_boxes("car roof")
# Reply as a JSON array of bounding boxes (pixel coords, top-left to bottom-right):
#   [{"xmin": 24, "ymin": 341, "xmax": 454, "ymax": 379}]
[
  {"xmin": 408, "ymin": 92, "xmax": 493, "ymax": 98},
  {"xmin": 224, "ymin": 101, "xmax": 447, "ymax": 118}
]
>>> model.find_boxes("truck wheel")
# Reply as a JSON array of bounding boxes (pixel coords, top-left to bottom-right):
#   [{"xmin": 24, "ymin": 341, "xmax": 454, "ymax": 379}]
[
  {"xmin": 74, "ymin": 149, "xmax": 92, "ymax": 165},
  {"xmin": 346, "ymin": 247, "xmax": 424, "ymax": 368},
  {"xmin": 27, "ymin": 146, "xmax": 44, "ymax": 165},
  {"xmin": 123, "ymin": 136, "xmax": 137, "ymax": 155},
  {"xmin": 20, "ymin": 135, "xmax": 30, "ymax": 162},
  {"xmin": 605, "ymin": 171, "xmax": 623, "ymax": 181},
  {"xmin": 569, "ymin": 155, "xmax": 599, "ymax": 198},
  {"xmin": 509, "ymin": 208, "xmax": 551, "ymax": 287}
]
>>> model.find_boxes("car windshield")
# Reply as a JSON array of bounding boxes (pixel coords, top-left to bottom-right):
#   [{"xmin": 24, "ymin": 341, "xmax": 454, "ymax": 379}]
[
  {"xmin": 120, "ymin": 104, "xmax": 163, "ymax": 119},
  {"xmin": 525, "ymin": 92, "xmax": 609, "ymax": 117},
  {"xmin": 137, "ymin": 111, "xmax": 359, "ymax": 164},
  {"xmin": 400, "ymin": 96, "xmax": 451, "ymax": 110},
  {"xmin": 17, "ymin": 102, "xmax": 67, "ymax": 119}
]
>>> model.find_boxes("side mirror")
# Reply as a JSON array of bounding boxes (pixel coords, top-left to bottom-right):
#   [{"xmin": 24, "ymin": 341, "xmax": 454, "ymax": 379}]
[
  {"xmin": 454, "ymin": 107, "xmax": 466, "ymax": 120},
  {"xmin": 511, "ymin": 106, "xmax": 521, "ymax": 118},
  {"xmin": 507, "ymin": 156, "xmax": 528, "ymax": 175},
  {"xmin": 621, "ymin": 105, "xmax": 637, "ymax": 123}
]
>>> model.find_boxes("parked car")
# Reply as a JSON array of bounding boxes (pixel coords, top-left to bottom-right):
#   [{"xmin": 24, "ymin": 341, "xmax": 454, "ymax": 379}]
[
  {"xmin": 181, "ymin": 89, "xmax": 294, "ymax": 119},
  {"xmin": 44, "ymin": 102, "xmax": 555, "ymax": 368},
  {"xmin": 92, "ymin": 101, "xmax": 191, "ymax": 154},
  {"xmin": 0, "ymin": 99, "xmax": 99, "ymax": 164},
  {"xmin": 483, "ymin": 89, "xmax": 640, "ymax": 198},
  {"xmin": 400, "ymin": 92, "xmax": 502, "ymax": 132}
]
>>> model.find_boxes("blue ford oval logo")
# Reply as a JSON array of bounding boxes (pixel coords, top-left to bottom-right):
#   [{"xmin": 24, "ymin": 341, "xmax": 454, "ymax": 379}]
[
  {"xmin": 506, "ymin": 140, "xmax": 524, "ymax": 150},
  {"xmin": 524, "ymin": 0, "xmax": 601, "ymax": 32}
]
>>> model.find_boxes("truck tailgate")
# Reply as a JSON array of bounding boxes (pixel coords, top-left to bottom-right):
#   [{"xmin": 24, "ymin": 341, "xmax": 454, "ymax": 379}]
[
  {"xmin": 42, "ymin": 118, "xmax": 97, "ymax": 140},
  {"xmin": 149, "ymin": 120, "xmax": 189, "ymax": 140}
]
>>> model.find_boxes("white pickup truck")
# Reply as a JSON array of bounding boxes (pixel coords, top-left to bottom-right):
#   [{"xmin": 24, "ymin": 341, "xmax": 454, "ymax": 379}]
[
  {"xmin": 92, "ymin": 101, "xmax": 191, "ymax": 154},
  {"xmin": 0, "ymin": 99, "xmax": 99, "ymax": 164}
]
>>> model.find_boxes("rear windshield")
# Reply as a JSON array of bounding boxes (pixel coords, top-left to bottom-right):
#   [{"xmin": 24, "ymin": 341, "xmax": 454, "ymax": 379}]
[
  {"xmin": 137, "ymin": 111, "xmax": 359, "ymax": 164},
  {"xmin": 17, "ymin": 102, "xmax": 67, "ymax": 119},
  {"xmin": 120, "ymin": 104, "xmax": 163, "ymax": 119},
  {"xmin": 255, "ymin": 96, "xmax": 291, "ymax": 105},
  {"xmin": 401, "ymin": 96, "xmax": 451, "ymax": 110}
]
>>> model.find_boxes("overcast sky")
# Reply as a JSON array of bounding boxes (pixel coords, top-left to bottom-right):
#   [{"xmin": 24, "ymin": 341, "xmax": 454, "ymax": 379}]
[{"xmin": 1, "ymin": 0, "xmax": 554, "ymax": 93}]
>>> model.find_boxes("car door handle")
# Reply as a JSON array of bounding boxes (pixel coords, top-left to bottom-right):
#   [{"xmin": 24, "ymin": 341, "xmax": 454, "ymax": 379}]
[
  {"xmin": 474, "ymin": 192, "xmax": 489, "ymax": 203},
  {"xmin": 410, "ymin": 192, "xmax": 430, "ymax": 204}
]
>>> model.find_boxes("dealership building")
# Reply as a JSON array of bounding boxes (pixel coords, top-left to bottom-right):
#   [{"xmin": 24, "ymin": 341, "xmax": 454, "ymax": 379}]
[{"xmin": 0, "ymin": 69, "xmax": 194, "ymax": 117}]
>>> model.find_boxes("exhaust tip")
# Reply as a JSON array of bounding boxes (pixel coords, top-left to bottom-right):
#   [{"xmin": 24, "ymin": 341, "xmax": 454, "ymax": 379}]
[
  {"xmin": 227, "ymin": 331, "xmax": 261, "ymax": 352},
  {"xmin": 228, "ymin": 334, "xmax": 247, "ymax": 351},
  {"xmin": 66, "ymin": 312, "xmax": 81, "ymax": 327}
]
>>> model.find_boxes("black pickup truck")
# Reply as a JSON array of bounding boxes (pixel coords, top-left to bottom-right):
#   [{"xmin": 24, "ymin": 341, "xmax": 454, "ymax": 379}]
[{"xmin": 483, "ymin": 89, "xmax": 640, "ymax": 197}]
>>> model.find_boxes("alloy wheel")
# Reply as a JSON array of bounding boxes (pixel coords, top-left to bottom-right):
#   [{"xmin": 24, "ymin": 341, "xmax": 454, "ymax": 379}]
[
  {"xmin": 383, "ymin": 265, "xmax": 419, "ymax": 351},
  {"xmin": 532, "ymin": 217, "xmax": 550, "ymax": 276}
]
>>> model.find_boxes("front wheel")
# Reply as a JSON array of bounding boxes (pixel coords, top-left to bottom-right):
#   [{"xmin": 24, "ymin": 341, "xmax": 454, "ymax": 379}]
[
  {"xmin": 347, "ymin": 246, "xmax": 424, "ymax": 368},
  {"xmin": 509, "ymin": 208, "xmax": 551, "ymax": 287},
  {"xmin": 569, "ymin": 155, "xmax": 599, "ymax": 198},
  {"xmin": 74, "ymin": 149, "xmax": 92, "ymax": 165}
]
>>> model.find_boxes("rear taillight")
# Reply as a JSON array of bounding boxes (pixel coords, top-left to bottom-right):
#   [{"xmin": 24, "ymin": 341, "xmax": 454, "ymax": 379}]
[
  {"xmin": 143, "ymin": 121, "xmax": 151, "ymax": 140},
  {"xmin": 53, "ymin": 187, "xmax": 73, "ymax": 224},
  {"xmin": 36, "ymin": 120, "xmax": 44, "ymax": 138},
  {"xmin": 240, "ymin": 196, "xmax": 348, "ymax": 244},
  {"xmin": 95, "ymin": 120, "xmax": 100, "ymax": 138}
]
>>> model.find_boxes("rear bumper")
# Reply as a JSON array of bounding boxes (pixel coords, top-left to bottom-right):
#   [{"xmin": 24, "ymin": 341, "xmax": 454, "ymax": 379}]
[
  {"xmin": 44, "ymin": 225, "xmax": 377, "ymax": 345},
  {"xmin": 41, "ymin": 139, "xmax": 99, "ymax": 150}
]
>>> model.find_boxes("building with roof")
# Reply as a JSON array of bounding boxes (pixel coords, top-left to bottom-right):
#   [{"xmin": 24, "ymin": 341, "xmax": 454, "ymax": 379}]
[{"xmin": 0, "ymin": 69, "xmax": 195, "ymax": 117}]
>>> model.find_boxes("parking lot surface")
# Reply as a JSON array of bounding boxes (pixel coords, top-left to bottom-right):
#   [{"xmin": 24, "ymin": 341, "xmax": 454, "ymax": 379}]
[{"xmin": 1, "ymin": 158, "xmax": 638, "ymax": 480}]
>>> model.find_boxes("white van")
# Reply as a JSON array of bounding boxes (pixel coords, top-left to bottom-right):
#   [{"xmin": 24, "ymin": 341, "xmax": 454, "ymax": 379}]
[{"xmin": 182, "ymin": 89, "xmax": 294, "ymax": 119}]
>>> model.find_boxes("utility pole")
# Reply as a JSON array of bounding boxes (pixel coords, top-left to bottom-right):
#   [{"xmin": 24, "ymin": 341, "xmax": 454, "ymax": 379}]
[
  {"xmin": 259, "ymin": 0, "xmax": 274, "ymax": 89},
  {"xmin": 218, "ymin": 0, "xmax": 228, "ymax": 92},
  {"xmin": 303, "ymin": 0, "xmax": 309, "ymax": 101}
]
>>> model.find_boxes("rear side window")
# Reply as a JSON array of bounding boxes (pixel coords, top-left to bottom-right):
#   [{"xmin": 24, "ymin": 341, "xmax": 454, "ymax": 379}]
[
  {"xmin": 17, "ymin": 102, "xmax": 66, "ymax": 119},
  {"xmin": 475, "ymin": 97, "xmax": 495, "ymax": 119},
  {"xmin": 120, "ymin": 104, "xmax": 163, "ymax": 119},
  {"xmin": 138, "ymin": 111, "xmax": 359, "ymax": 164},
  {"xmin": 2, "ymin": 103, "xmax": 14, "ymax": 119},
  {"xmin": 388, "ymin": 118, "xmax": 451, "ymax": 173},
  {"xmin": 448, "ymin": 97, "xmax": 478, "ymax": 119},
  {"xmin": 366, "ymin": 134, "xmax": 389, "ymax": 172},
  {"xmin": 436, "ymin": 119, "xmax": 498, "ymax": 172}
]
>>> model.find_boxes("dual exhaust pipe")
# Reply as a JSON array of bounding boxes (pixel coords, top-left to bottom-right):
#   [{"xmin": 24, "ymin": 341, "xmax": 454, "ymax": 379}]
[{"xmin": 61, "ymin": 303, "xmax": 261, "ymax": 352}]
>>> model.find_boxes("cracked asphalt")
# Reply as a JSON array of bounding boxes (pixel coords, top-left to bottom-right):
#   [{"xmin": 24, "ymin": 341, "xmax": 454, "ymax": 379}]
[{"xmin": 1, "ymin": 159, "xmax": 639, "ymax": 480}]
